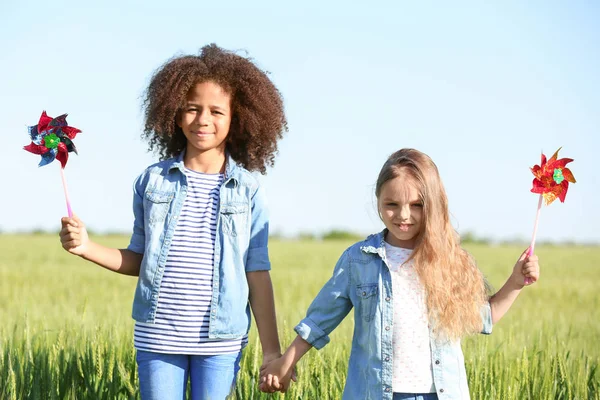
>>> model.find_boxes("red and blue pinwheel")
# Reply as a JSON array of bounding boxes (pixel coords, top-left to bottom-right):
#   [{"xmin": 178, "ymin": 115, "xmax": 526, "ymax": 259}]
[
  {"xmin": 23, "ymin": 111, "xmax": 81, "ymax": 168},
  {"xmin": 23, "ymin": 111, "xmax": 82, "ymax": 217}
]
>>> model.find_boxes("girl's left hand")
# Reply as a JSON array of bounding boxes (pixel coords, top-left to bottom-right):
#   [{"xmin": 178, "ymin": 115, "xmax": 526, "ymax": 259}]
[{"xmin": 512, "ymin": 248, "xmax": 540, "ymax": 287}]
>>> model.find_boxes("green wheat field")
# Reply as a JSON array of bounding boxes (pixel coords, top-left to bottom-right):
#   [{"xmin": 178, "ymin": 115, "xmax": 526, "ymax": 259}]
[{"xmin": 1, "ymin": 234, "xmax": 599, "ymax": 399}]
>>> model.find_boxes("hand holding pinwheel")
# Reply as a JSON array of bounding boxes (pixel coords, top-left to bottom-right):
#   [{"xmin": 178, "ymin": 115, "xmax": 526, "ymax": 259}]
[
  {"xmin": 526, "ymin": 147, "xmax": 576, "ymax": 283},
  {"xmin": 23, "ymin": 111, "xmax": 82, "ymax": 217}
]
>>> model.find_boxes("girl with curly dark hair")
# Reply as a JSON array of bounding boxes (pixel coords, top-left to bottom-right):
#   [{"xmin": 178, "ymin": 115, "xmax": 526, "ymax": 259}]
[{"xmin": 59, "ymin": 44, "xmax": 288, "ymax": 399}]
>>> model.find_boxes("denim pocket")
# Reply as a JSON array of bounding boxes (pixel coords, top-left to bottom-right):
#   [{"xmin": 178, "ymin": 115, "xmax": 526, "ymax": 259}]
[
  {"xmin": 144, "ymin": 190, "xmax": 174, "ymax": 226},
  {"xmin": 355, "ymin": 283, "xmax": 378, "ymax": 322},
  {"xmin": 220, "ymin": 202, "xmax": 248, "ymax": 237}
]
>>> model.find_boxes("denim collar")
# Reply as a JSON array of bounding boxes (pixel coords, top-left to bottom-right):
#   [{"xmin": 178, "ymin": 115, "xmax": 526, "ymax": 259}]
[
  {"xmin": 168, "ymin": 150, "xmax": 239, "ymax": 183},
  {"xmin": 360, "ymin": 230, "xmax": 387, "ymax": 259}
]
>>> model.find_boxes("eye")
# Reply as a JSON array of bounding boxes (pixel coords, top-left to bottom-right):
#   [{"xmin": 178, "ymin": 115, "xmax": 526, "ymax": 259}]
[
  {"xmin": 186, "ymin": 108, "xmax": 198, "ymax": 113},
  {"xmin": 212, "ymin": 110, "xmax": 223, "ymax": 115},
  {"xmin": 385, "ymin": 202, "xmax": 397, "ymax": 207},
  {"xmin": 411, "ymin": 203, "xmax": 423, "ymax": 208}
]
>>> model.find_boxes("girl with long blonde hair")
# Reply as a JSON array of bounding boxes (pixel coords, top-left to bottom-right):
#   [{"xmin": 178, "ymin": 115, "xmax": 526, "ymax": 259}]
[{"xmin": 260, "ymin": 148, "xmax": 540, "ymax": 400}]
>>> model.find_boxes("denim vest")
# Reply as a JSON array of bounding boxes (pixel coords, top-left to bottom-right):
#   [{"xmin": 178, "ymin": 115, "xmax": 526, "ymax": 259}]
[
  {"xmin": 295, "ymin": 231, "xmax": 493, "ymax": 400},
  {"xmin": 127, "ymin": 153, "xmax": 271, "ymax": 339}
]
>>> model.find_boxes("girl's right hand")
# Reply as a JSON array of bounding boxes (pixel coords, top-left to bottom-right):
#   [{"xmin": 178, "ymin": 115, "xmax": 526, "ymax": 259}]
[
  {"xmin": 511, "ymin": 247, "xmax": 540, "ymax": 288},
  {"xmin": 60, "ymin": 215, "xmax": 90, "ymax": 257}
]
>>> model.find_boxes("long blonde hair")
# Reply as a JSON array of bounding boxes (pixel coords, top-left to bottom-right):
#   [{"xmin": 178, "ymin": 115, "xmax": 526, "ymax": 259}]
[{"xmin": 376, "ymin": 148, "xmax": 489, "ymax": 340}]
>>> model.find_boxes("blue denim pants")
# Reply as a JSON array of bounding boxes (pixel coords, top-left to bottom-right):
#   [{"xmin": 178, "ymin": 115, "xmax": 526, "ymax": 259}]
[
  {"xmin": 393, "ymin": 393, "xmax": 439, "ymax": 400},
  {"xmin": 136, "ymin": 350, "xmax": 242, "ymax": 400}
]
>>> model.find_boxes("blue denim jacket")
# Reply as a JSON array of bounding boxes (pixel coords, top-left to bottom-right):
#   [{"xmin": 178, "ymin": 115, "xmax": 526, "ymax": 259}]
[
  {"xmin": 295, "ymin": 231, "xmax": 493, "ymax": 400},
  {"xmin": 127, "ymin": 152, "xmax": 271, "ymax": 339}
]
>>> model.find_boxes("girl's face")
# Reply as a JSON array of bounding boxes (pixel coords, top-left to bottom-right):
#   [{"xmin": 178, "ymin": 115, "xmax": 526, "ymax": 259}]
[
  {"xmin": 178, "ymin": 81, "xmax": 232, "ymax": 158},
  {"xmin": 378, "ymin": 176, "xmax": 423, "ymax": 249}
]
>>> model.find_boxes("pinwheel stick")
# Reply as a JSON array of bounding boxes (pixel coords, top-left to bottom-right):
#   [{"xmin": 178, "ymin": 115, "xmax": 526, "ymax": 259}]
[
  {"xmin": 60, "ymin": 166, "xmax": 73, "ymax": 218},
  {"xmin": 524, "ymin": 194, "xmax": 543, "ymax": 286},
  {"xmin": 528, "ymin": 194, "xmax": 543, "ymax": 257}
]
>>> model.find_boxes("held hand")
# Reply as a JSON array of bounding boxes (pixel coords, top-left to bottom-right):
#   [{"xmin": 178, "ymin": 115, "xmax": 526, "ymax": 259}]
[
  {"xmin": 259, "ymin": 356, "xmax": 282, "ymax": 393},
  {"xmin": 59, "ymin": 215, "xmax": 90, "ymax": 257},
  {"xmin": 259, "ymin": 353, "xmax": 282, "ymax": 393},
  {"xmin": 262, "ymin": 351, "xmax": 282, "ymax": 367},
  {"xmin": 262, "ymin": 352, "xmax": 298, "ymax": 382},
  {"xmin": 512, "ymin": 247, "xmax": 540, "ymax": 288},
  {"xmin": 259, "ymin": 356, "xmax": 296, "ymax": 393}
]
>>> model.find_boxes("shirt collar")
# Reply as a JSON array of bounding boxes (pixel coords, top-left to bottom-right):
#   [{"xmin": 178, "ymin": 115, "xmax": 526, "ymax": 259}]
[
  {"xmin": 168, "ymin": 150, "xmax": 239, "ymax": 183},
  {"xmin": 360, "ymin": 229, "xmax": 387, "ymax": 258}
]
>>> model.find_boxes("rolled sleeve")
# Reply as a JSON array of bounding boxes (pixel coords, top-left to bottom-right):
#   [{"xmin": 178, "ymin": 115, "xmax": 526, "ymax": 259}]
[
  {"xmin": 127, "ymin": 175, "xmax": 145, "ymax": 254},
  {"xmin": 246, "ymin": 185, "xmax": 271, "ymax": 272},
  {"xmin": 295, "ymin": 317, "xmax": 330, "ymax": 350},
  {"xmin": 480, "ymin": 301, "xmax": 493, "ymax": 335},
  {"xmin": 245, "ymin": 246, "xmax": 271, "ymax": 272},
  {"xmin": 293, "ymin": 250, "xmax": 353, "ymax": 350}
]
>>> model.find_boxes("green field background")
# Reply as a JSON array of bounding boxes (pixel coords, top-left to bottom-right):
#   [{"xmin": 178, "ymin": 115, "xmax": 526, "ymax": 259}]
[{"xmin": 1, "ymin": 235, "xmax": 598, "ymax": 399}]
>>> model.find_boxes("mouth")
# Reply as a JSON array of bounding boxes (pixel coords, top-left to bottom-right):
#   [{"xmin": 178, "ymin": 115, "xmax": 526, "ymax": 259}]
[
  {"xmin": 396, "ymin": 224, "xmax": 412, "ymax": 232},
  {"xmin": 193, "ymin": 131, "xmax": 214, "ymax": 136}
]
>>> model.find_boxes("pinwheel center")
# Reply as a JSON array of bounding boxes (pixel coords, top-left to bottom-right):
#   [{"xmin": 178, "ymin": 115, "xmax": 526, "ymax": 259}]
[
  {"xmin": 553, "ymin": 168, "xmax": 564, "ymax": 184},
  {"xmin": 44, "ymin": 133, "xmax": 60, "ymax": 149}
]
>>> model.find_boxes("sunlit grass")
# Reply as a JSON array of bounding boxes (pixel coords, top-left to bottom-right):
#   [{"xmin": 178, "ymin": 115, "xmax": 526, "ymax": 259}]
[{"xmin": 1, "ymin": 235, "xmax": 598, "ymax": 399}]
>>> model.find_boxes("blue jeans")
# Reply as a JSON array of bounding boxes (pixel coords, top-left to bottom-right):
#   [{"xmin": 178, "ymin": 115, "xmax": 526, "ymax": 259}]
[
  {"xmin": 393, "ymin": 394, "xmax": 439, "ymax": 400},
  {"xmin": 136, "ymin": 350, "xmax": 242, "ymax": 400}
]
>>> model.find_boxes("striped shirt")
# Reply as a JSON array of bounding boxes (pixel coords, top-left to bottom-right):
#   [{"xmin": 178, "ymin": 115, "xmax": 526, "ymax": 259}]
[{"xmin": 134, "ymin": 168, "xmax": 246, "ymax": 354}]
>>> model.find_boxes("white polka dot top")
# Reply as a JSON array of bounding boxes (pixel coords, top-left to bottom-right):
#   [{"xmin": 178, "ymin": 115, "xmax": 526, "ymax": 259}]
[{"xmin": 384, "ymin": 242, "xmax": 435, "ymax": 393}]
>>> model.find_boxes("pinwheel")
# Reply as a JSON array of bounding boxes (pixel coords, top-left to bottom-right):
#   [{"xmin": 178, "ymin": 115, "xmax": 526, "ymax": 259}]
[
  {"xmin": 23, "ymin": 111, "xmax": 82, "ymax": 217},
  {"xmin": 527, "ymin": 147, "xmax": 576, "ymax": 258}
]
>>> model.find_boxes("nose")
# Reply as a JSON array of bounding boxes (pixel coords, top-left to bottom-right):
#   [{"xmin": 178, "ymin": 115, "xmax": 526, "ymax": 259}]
[
  {"xmin": 399, "ymin": 205, "xmax": 411, "ymax": 221},
  {"xmin": 197, "ymin": 110, "xmax": 211, "ymax": 126}
]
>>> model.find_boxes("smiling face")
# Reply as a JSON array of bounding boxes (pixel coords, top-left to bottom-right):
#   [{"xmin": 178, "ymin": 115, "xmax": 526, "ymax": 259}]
[
  {"xmin": 378, "ymin": 175, "xmax": 424, "ymax": 249},
  {"xmin": 177, "ymin": 81, "xmax": 232, "ymax": 160}
]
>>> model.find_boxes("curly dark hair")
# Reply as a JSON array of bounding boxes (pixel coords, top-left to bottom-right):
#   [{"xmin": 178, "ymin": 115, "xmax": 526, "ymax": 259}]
[{"xmin": 142, "ymin": 44, "xmax": 287, "ymax": 174}]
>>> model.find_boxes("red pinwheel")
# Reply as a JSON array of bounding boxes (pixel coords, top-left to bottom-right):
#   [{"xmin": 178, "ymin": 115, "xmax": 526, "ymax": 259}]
[
  {"xmin": 530, "ymin": 147, "xmax": 576, "ymax": 205},
  {"xmin": 23, "ymin": 111, "xmax": 82, "ymax": 217},
  {"xmin": 526, "ymin": 148, "xmax": 576, "ymax": 277},
  {"xmin": 24, "ymin": 111, "xmax": 81, "ymax": 168}
]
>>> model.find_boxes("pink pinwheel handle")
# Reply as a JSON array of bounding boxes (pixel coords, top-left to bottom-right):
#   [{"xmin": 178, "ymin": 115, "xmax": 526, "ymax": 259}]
[
  {"xmin": 60, "ymin": 167, "xmax": 73, "ymax": 218},
  {"xmin": 66, "ymin": 200, "xmax": 73, "ymax": 218}
]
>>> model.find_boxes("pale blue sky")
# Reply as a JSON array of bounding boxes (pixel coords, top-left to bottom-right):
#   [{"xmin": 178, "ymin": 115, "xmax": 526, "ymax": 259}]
[{"xmin": 1, "ymin": 1, "xmax": 598, "ymax": 243}]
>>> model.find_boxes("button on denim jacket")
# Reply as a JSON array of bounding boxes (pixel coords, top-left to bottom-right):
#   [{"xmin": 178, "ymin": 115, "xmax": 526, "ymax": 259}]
[
  {"xmin": 127, "ymin": 152, "xmax": 271, "ymax": 339},
  {"xmin": 295, "ymin": 231, "xmax": 493, "ymax": 400}
]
